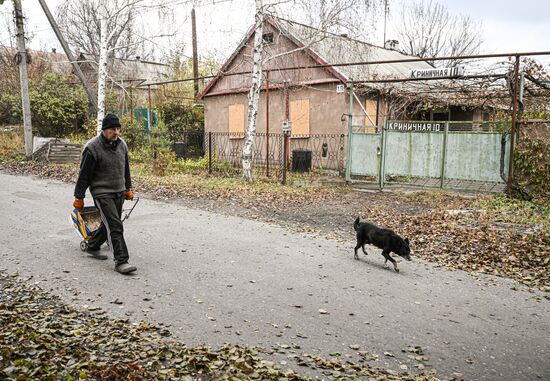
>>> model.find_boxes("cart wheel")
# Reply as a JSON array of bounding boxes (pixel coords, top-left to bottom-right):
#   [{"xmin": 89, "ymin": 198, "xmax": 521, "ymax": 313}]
[{"xmin": 80, "ymin": 240, "xmax": 88, "ymax": 252}]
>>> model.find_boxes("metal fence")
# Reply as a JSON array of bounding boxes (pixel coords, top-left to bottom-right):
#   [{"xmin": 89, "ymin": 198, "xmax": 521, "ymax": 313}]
[
  {"xmin": 173, "ymin": 130, "xmax": 204, "ymax": 159},
  {"xmin": 204, "ymin": 132, "xmax": 282, "ymax": 176},
  {"xmin": 200, "ymin": 132, "xmax": 345, "ymax": 178}
]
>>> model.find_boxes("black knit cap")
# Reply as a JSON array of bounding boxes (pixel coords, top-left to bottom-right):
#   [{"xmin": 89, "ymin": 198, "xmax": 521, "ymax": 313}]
[{"xmin": 101, "ymin": 113, "xmax": 121, "ymax": 130}]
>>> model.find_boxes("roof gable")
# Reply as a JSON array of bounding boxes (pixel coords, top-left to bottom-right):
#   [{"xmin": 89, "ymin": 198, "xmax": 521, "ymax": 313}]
[
  {"xmin": 199, "ymin": 17, "xmax": 345, "ymax": 98},
  {"xmin": 200, "ymin": 16, "xmax": 433, "ymax": 99}
]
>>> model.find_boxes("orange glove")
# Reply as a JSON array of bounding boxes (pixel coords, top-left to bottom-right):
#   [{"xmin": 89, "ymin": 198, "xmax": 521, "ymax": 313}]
[
  {"xmin": 73, "ymin": 198, "xmax": 84, "ymax": 211},
  {"xmin": 125, "ymin": 190, "xmax": 134, "ymax": 201}
]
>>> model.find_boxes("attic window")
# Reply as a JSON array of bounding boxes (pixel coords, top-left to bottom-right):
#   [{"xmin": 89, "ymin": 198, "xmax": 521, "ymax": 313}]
[{"xmin": 262, "ymin": 32, "xmax": 274, "ymax": 44}]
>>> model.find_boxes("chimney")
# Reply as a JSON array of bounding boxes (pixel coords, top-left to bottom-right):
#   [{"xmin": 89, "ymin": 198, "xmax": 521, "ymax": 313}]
[
  {"xmin": 384, "ymin": 40, "xmax": 399, "ymax": 50},
  {"xmin": 51, "ymin": 48, "xmax": 56, "ymax": 53},
  {"xmin": 136, "ymin": 55, "xmax": 141, "ymax": 61}
]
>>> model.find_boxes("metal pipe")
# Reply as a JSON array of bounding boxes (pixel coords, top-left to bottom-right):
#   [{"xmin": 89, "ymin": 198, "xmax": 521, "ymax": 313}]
[
  {"xmin": 440, "ymin": 121, "xmax": 449, "ymax": 188},
  {"xmin": 139, "ymin": 51, "xmax": 550, "ymax": 88},
  {"xmin": 345, "ymin": 80, "xmax": 354, "ymax": 182},
  {"xmin": 129, "ymin": 86, "xmax": 133, "ymax": 123},
  {"xmin": 352, "ymin": 74, "xmax": 506, "ymax": 84},
  {"xmin": 507, "ymin": 55, "xmax": 520, "ymax": 194},
  {"xmin": 379, "ymin": 117, "xmax": 387, "ymax": 189},
  {"xmin": 375, "ymin": 90, "xmax": 380, "ymax": 126},
  {"xmin": 147, "ymin": 85, "xmax": 152, "ymax": 131},
  {"xmin": 282, "ymin": 81, "xmax": 289, "ymax": 185},
  {"xmin": 265, "ymin": 71, "xmax": 270, "ymax": 177},
  {"xmin": 208, "ymin": 131, "xmax": 212, "ymax": 174}
]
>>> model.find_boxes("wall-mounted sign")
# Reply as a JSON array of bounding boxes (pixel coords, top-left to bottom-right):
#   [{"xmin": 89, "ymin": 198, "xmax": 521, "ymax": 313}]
[
  {"xmin": 282, "ymin": 120, "xmax": 292, "ymax": 133},
  {"xmin": 388, "ymin": 122, "xmax": 442, "ymax": 132},
  {"xmin": 410, "ymin": 66, "xmax": 464, "ymax": 79},
  {"xmin": 336, "ymin": 84, "xmax": 345, "ymax": 93}
]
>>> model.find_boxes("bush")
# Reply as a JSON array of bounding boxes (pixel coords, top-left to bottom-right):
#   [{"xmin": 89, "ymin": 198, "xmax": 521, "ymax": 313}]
[
  {"xmin": 120, "ymin": 115, "xmax": 148, "ymax": 151},
  {"xmin": 0, "ymin": 94, "xmax": 22, "ymax": 125},
  {"xmin": 514, "ymin": 135, "xmax": 550, "ymax": 200},
  {"xmin": 126, "ymin": 121, "xmax": 173, "ymax": 164},
  {"xmin": 156, "ymin": 101, "xmax": 204, "ymax": 141},
  {"xmin": 29, "ymin": 73, "xmax": 89, "ymax": 137},
  {"xmin": 152, "ymin": 151, "xmax": 175, "ymax": 176}
]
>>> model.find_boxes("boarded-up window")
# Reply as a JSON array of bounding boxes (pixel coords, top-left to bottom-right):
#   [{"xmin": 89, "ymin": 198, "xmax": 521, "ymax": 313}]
[
  {"xmin": 364, "ymin": 100, "xmax": 377, "ymax": 126},
  {"xmin": 290, "ymin": 99, "xmax": 310, "ymax": 137},
  {"xmin": 364, "ymin": 99, "xmax": 378, "ymax": 133},
  {"xmin": 228, "ymin": 104, "xmax": 245, "ymax": 138}
]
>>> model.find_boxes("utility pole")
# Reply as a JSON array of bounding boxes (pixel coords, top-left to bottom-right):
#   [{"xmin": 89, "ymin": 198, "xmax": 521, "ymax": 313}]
[
  {"xmin": 37, "ymin": 0, "xmax": 98, "ymax": 113},
  {"xmin": 13, "ymin": 0, "xmax": 33, "ymax": 157},
  {"xmin": 383, "ymin": 0, "xmax": 389, "ymax": 46},
  {"xmin": 191, "ymin": 7, "xmax": 199, "ymax": 98}
]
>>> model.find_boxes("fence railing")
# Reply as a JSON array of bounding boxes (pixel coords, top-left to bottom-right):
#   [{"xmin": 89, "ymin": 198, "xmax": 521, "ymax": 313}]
[{"xmin": 170, "ymin": 131, "xmax": 346, "ymax": 179}]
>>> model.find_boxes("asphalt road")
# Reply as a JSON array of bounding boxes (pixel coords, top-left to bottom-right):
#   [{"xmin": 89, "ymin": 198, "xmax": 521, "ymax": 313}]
[{"xmin": 0, "ymin": 171, "xmax": 548, "ymax": 381}]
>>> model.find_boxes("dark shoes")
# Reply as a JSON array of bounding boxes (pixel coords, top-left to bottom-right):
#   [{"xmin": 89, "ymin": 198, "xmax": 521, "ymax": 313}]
[
  {"xmin": 115, "ymin": 262, "xmax": 137, "ymax": 274},
  {"xmin": 86, "ymin": 248, "xmax": 108, "ymax": 260}
]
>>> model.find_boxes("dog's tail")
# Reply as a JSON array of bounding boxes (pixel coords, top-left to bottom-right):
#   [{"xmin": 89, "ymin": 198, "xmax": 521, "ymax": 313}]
[{"xmin": 353, "ymin": 216, "xmax": 360, "ymax": 231}]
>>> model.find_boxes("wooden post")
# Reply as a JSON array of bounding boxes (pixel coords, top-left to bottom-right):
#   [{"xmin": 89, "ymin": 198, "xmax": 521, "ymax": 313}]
[{"xmin": 191, "ymin": 8, "xmax": 199, "ymax": 99}]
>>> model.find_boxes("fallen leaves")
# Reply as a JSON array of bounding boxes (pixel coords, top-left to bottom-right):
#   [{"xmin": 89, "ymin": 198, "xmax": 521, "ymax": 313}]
[{"xmin": 0, "ymin": 271, "xmax": 442, "ymax": 381}]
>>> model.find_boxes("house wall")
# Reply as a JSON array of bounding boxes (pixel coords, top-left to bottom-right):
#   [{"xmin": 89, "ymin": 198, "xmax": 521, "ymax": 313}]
[
  {"xmin": 204, "ymin": 82, "xmax": 350, "ymax": 135},
  {"xmin": 204, "ymin": 82, "xmax": 356, "ymax": 172}
]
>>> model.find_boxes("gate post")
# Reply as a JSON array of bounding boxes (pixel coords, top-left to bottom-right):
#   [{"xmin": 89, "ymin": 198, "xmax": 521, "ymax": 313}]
[
  {"xmin": 379, "ymin": 117, "xmax": 388, "ymax": 190},
  {"xmin": 440, "ymin": 121, "xmax": 449, "ymax": 188},
  {"xmin": 345, "ymin": 80, "xmax": 354, "ymax": 182}
]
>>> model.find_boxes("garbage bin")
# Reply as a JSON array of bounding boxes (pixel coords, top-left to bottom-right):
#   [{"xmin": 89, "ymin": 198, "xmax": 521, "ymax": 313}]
[
  {"xmin": 292, "ymin": 149, "xmax": 312, "ymax": 173},
  {"xmin": 173, "ymin": 142, "xmax": 186, "ymax": 159}
]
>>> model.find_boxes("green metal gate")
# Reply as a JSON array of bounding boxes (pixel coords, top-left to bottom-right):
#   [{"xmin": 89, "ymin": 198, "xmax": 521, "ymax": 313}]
[{"xmin": 348, "ymin": 119, "xmax": 511, "ymax": 191}]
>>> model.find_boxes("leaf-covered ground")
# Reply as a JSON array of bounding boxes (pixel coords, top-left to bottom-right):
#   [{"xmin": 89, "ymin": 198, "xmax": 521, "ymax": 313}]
[
  {"xmin": 0, "ymin": 271, "xmax": 442, "ymax": 381},
  {"xmin": 1, "ymin": 159, "xmax": 548, "ymax": 291}
]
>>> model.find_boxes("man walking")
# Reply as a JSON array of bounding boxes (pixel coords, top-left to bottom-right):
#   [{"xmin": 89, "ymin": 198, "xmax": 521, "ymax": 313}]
[{"xmin": 73, "ymin": 114, "xmax": 137, "ymax": 274}]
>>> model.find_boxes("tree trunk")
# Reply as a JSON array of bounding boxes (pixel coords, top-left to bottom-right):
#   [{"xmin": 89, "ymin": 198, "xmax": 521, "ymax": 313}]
[
  {"xmin": 242, "ymin": 0, "xmax": 264, "ymax": 182},
  {"xmin": 96, "ymin": 18, "xmax": 108, "ymax": 134}
]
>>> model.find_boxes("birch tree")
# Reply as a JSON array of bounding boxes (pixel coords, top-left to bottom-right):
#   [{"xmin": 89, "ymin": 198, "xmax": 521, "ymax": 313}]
[
  {"xmin": 241, "ymin": 0, "xmax": 386, "ymax": 181},
  {"xmin": 242, "ymin": 0, "xmax": 265, "ymax": 181}
]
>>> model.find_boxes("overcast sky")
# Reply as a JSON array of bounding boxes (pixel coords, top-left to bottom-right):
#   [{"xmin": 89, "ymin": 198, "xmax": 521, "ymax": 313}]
[{"xmin": 1, "ymin": 0, "xmax": 548, "ymax": 64}]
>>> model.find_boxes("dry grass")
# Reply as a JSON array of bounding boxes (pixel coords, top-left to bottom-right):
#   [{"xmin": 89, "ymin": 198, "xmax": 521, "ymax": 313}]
[{"xmin": 0, "ymin": 126, "xmax": 25, "ymax": 160}]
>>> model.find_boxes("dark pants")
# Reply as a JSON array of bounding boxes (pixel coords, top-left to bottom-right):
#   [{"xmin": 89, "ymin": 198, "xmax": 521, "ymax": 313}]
[{"xmin": 88, "ymin": 196, "xmax": 129, "ymax": 265}]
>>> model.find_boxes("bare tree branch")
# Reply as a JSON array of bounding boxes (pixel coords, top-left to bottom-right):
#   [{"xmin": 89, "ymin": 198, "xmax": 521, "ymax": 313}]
[{"xmin": 394, "ymin": 0, "xmax": 483, "ymax": 67}]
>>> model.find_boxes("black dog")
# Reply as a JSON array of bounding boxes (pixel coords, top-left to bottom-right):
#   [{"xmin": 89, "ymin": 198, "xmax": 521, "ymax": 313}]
[{"xmin": 353, "ymin": 216, "xmax": 411, "ymax": 272}]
